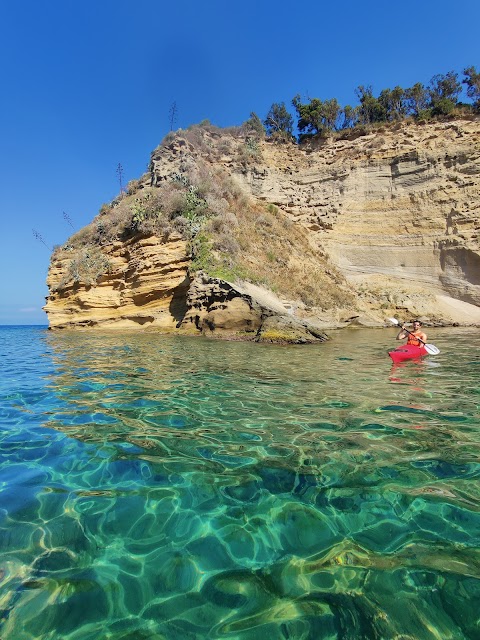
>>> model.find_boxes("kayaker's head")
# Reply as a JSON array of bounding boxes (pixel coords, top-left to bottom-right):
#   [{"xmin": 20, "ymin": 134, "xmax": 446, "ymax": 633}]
[{"xmin": 412, "ymin": 320, "xmax": 422, "ymax": 328}]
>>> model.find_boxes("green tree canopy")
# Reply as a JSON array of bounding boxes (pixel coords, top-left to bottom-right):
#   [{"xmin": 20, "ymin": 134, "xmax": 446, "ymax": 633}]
[
  {"xmin": 355, "ymin": 85, "xmax": 386, "ymax": 124},
  {"xmin": 428, "ymin": 71, "xmax": 462, "ymax": 115},
  {"xmin": 292, "ymin": 95, "xmax": 342, "ymax": 135},
  {"xmin": 264, "ymin": 102, "xmax": 294, "ymax": 141},
  {"xmin": 404, "ymin": 83, "xmax": 429, "ymax": 117},
  {"xmin": 463, "ymin": 66, "xmax": 480, "ymax": 109},
  {"xmin": 255, "ymin": 65, "xmax": 474, "ymax": 146},
  {"xmin": 322, "ymin": 98, "xmax": 342, "ymax": 131},
  {"xmin": 378, "ymin": 86, "xmax": 407, "ymax": 121},
  {"xmin": 341, "ymin": 105, "xmax": 358, "ymax": 129},
  {"xmin": 244, "ymin": 111, "xmax": 265, "ymax": 138}
]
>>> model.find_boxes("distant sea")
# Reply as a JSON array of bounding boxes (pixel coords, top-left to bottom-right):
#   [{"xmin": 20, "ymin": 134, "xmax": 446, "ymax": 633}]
[{"xmin": 0, "ymin": 325, "xmax": 479, "ymax": 639}]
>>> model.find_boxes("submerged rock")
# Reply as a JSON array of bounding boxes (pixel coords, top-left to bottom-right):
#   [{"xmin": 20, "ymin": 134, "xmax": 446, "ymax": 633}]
[{"xmin": 255, "ymin": 315, "xmax": 328, "ymax": 344}]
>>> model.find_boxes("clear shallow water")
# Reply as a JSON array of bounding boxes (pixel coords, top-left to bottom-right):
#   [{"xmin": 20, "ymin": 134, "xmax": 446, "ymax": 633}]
[{"xmin": 0, "ymin": 325, "xmax": 479, "ymax": 640}]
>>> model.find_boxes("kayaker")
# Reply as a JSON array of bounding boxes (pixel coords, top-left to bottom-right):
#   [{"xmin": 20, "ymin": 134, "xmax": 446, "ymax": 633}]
[{"xmin": 396, "ymin": 320, "xmax": 427, "ymax": 346}]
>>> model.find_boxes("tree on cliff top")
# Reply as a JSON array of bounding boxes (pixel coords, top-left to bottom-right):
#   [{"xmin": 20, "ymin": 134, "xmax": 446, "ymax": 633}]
[
  {"xmin": 292, "ymin": 95, "xmax": 342, "ymax": 136},
  {"xmin": 355, "ymin": 85, "xmax": 386, "ymax": 124},
  {"xmin": 378, "ymin": 86, "xmax": 408, "ymax": 121},
  {"xmin": 463, "ymin": 66, "xmax": 480, "ymax": 110},
  {"xmin": 264, "ymin": 102, "xmax": 294, "ymax": 142},
  {"xmin": 244, "ymin": 111, "xmax": 265, "ymax": 138},
  {"xmin": 428, "ymin": 71, "xmax": 462, "ymax": 115},
  {"xmin": 404, "ymin": 83, "xmax": 429, "ymax": 117}
]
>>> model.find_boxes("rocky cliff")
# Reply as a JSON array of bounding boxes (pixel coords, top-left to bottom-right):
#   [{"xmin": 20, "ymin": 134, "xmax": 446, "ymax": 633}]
[
  {"xmin": 239, "ymin": 118, "xmax": 480, "ymax": 311},
  {"xmin": 44, "ymin": 116, "xmax": 480, "ymax": 338}
]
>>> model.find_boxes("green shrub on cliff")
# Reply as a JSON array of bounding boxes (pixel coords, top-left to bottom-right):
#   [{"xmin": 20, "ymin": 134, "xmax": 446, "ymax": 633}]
[
  {"xmin": 292, "ymin": 94, "xmax": 342, "ymax": 135},
  {"xmin": 243, "ymin": 112, "xmax": 265, "ymax": 139},
  {"xmin": 264, "ymin": 102, "xmax": 294, "ymax": 143},
  {"xmin": 54, "ymin": 122, "xmax": 355, "ymax": 311},
  {"xmin": 290, "ymin": 66, "xmax": 478, "ymax": 140},
  {"xmin": 463, "ymin": 66, "xmax": 480, "ymax": 110},
  {"xmin": 55, "ymin": 244, "xmax": 111, "ymax": 289}
]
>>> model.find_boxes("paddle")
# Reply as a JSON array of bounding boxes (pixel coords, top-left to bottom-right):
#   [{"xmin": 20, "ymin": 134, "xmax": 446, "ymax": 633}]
[{"xmin": 388, "ymin": 318, "xmax": 440, "ymax": 355}]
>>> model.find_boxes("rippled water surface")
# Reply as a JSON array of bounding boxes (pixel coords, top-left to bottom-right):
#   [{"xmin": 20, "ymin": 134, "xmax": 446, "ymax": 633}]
[{"xmin": 1, "ymin": 325, "xmax": 479, "ymax": 639}]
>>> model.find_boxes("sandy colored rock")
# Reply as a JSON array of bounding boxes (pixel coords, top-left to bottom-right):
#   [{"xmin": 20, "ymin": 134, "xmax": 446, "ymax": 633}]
[
  {"xmin": 44, "ymin": 117, "xmax": 480, "ymax": 334},
  {"xmin": 233, "ymin": 118, "xmax": 480, "ymax": 314},
  {"xmin": 180, "ymin": 272, "xmax": 265, "ymax": 334},
  {"xmin": 179, "ymin": 272, "xmax": 328, "ymax": 343},
  {"xmin": 45, "ymin": 234, "xmax": 190, "ymax": 329}
]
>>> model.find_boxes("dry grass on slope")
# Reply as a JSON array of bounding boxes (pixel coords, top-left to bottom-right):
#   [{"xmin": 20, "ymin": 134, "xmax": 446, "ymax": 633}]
[
  {"xmin": 227, "ymin": 201, "xmax": 355, "ymax": 310},
  {"xmin": 50, "ymin": 122, "xmax": 354, "ymax": 309}
]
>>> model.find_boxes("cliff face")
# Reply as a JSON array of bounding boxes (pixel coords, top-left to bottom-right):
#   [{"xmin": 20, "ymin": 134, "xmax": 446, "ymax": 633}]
[
  {"xmin": 45, "ymin": 235, "xmax": 191, "ymax": 329},
  {"xmin": 44, "ymin": 116, "xmax": 480, "ymax": 334},
  {"xmin": 236, "ymin": 119, "xmax": 480, "ymax": 310}
]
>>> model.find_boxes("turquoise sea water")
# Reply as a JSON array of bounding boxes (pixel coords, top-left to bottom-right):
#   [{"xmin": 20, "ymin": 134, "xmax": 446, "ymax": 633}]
[{"xmin": 0, "ymin": 325, "xmax": 479, "ymax": 640}]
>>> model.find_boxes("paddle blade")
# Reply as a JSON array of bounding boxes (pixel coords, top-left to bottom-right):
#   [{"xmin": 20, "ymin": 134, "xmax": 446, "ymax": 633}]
[
  {"xmin": 388, "ymin": 317, "xmax": 399, "ymax": 326},
  {"xmin": 425, "ymin": 344, "xmax": 440, "ymax": 355}
]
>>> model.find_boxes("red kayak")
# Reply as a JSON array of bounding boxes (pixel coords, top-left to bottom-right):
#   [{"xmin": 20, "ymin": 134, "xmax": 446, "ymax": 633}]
[{"xmin": 388, "ymin": 344, "xmax": 428, "ymax": 363}]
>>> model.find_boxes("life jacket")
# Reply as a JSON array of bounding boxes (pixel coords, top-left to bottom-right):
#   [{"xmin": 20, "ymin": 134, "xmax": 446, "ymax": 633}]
[{"xmin": 407, "ymin": 334, "xmax": 422, "ymax": 347}]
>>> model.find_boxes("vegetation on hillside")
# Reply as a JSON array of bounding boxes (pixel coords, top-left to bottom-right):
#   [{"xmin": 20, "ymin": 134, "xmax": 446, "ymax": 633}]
[
  {"xmin": 261, "ymin": 66, "xmax": 480, "ymax": 142},
  {"xmin": 51, "ymin": 64, "xmax": 478, "ymax": 306},
  {"xmin": 53, "ymin": 119, "xmax": 353, "ymax": 309}
]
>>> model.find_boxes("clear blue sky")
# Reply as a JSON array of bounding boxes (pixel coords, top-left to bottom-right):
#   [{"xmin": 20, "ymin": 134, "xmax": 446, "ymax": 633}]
[{"xmin": 0, "ymin": 0, "xmax": 478, "ymax": 325}]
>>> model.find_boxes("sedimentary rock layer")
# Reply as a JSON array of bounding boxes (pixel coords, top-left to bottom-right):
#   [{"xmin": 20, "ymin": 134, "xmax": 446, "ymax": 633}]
[
  {"xmin": 45, "ymin": 234, "xmax": 190, "ymax": 329},
  {"xmin": 234, "ymin": 119, "xmax": 480, "ymax": 307},
  {"xmin": 44, "ymin": 117, "xmax": 480, "ymax": 332}
]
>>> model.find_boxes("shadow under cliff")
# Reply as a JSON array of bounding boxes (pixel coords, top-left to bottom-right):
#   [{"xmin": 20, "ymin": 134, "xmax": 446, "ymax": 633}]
[{"xmin": 170, "ymin": 274, "xmax": 191, "ymax": 327}]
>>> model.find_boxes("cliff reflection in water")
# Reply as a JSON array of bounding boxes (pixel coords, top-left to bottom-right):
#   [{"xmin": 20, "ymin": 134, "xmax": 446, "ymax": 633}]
[{"xmin": 2, "ymin": 327, "xmax": 477, "ymax": 639}]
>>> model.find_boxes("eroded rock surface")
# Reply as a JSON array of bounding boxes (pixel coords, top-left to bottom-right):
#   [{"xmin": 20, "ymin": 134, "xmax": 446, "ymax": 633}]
[
  {"xmin": 181, "ymin": 272, "xmax": 328, "ymax": 343},
  {"xmin": 234, "ymin": 119, "xmax": 480, "ymax": 309},
  {"xmin": 44, "ymin": 117, "xmax": 480, "ymax": 335},
  {"xmin": 45, "ymin": 234, "xmax": 190, "ymax": 329}
]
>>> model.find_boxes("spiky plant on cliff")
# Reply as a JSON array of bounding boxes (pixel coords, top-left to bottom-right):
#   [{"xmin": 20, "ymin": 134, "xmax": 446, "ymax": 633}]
[{"xmin": 52, "ymin": 122, "xmax": 354, "ymax": 309}]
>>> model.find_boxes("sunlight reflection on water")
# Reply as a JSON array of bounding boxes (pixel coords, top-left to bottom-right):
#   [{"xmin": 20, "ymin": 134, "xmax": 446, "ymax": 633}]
[{"xmin": 0, "ymin": 326, "xmax": 479, "ymax": 639}]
